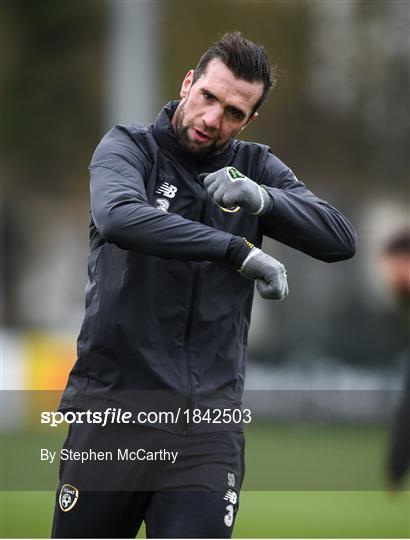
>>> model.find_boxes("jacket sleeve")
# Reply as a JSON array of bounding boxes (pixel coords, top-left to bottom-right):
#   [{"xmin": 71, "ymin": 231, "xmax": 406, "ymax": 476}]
[
  {"xmin": 259, "ymin": 150, "xmax": 357, "ymax": 262},
  {"xmin": 89, "ymin": 127, "xmax": 232, "ymax": 262}
]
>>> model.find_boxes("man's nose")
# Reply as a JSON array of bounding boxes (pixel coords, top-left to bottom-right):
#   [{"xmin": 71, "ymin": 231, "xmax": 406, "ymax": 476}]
[{"xmin": 202, "ymin": 105, "xmax": 223, "ymax": 130}]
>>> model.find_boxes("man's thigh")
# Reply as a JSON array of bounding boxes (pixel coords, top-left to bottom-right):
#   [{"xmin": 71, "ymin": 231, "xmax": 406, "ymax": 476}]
[
  {"xmin": 145, "ymin": 491, "xmax": 240, "ymax": 539},
  {"xmin": 51, "ymin": 490, "xmax": 150, "ymax": 538},
  {"xmin": 144, "ymin": 430, "xmax": 244, "ymax": 538},
  {"xmin": 50, "ymin": 423, "xmax": 157, "ymax": 537}
]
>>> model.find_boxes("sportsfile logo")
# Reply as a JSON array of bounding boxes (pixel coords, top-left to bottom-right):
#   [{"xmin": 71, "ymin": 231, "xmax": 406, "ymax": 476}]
[{"xmin": 156, "ymin": 181, "xmax": 178, "ymax": 198}]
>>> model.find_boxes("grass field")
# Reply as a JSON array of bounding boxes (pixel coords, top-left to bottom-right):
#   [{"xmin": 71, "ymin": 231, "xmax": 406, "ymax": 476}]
[
  {"xmin": 1, "ymin": 423, "xmax": 409, "ymax": 538},
  {"xmin": 1, "ymin": 490, "xmax": 409, "ymax": 538}
]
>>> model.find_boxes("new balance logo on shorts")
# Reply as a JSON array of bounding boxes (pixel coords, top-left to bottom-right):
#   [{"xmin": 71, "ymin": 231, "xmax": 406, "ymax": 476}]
[
  {"xmin": 156, "ymin": 182, "xmax": 178, "ymax": 198},
  {"xmin": 223, "ymin": 489, "xmax": 237, "ymax": 505}
]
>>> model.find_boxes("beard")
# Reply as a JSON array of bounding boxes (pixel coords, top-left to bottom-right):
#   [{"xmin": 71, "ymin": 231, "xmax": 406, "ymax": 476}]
[{"xmin": 173, "ymin": 103, "xmax": 226, "ymax": 157}]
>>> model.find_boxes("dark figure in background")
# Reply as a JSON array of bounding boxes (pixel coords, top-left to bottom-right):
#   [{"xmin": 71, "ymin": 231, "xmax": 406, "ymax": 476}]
[
  {"xmin": 380, "ymin": 230, "xmax": 410, "ymax": 489},
  {"xmin": 52, "ymin": 32, "xmax": 356, "ymax": 538}
]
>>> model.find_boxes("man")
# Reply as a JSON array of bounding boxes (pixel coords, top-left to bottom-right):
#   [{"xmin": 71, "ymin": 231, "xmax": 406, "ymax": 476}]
[
  {"xmin": 380, "ymin": 230, "xmax": 410, "ymax": 490},
  {"xmin": 52, "ymin": 32, "xmax": 356, "ymax": 538}
]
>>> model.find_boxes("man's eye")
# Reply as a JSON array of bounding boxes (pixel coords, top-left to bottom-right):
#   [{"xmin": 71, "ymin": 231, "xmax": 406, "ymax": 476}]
[
  {"xmin": 203, "ymin": 92, "xmax": 214, "ymax": 101},
  {"xmin": 228, "ymin": 109, "xmax": 243, "ymax": 121}
]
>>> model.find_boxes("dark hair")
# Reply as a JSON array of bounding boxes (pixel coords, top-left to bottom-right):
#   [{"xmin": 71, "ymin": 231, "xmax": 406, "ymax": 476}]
[
  {"xmin": 384, "ymin": 230, "xmax": 410, "ymax": 255},
  {"xmin": 192, "ymin": 31, "xmax": 276, "ymax": 115}
]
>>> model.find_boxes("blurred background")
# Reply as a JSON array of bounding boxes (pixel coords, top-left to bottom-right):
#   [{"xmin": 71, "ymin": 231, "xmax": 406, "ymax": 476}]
[{"xmin": 1, "ymin": 0, "xmax": 409, "ymax": 538}]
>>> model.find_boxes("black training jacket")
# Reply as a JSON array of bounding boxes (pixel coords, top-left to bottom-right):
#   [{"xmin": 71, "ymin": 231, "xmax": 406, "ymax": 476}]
[{"xmin": 60, "ymin": 101, "xmax": 356, "ymax": 433}]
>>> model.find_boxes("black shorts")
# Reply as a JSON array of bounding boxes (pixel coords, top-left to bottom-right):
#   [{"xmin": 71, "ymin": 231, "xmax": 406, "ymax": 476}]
[{"xmin": 51, "ymin": 423, "xmax": 245, "ymax": 538}]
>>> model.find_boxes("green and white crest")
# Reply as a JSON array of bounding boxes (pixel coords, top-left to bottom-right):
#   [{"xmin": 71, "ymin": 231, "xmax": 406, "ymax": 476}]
[{"xmin": 227, "ymin": 167, "xmax": 245, "ymax": 181}]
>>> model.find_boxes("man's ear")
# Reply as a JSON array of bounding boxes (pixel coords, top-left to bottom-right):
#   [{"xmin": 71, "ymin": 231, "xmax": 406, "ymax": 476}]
[
  {"xmin": 244, "ymin": 111, "xmax": 259, "ymax": 128},
  {"xmin": 180, "ymin": 69, "xmax": 195, "ymax": 99},
  {"xmin": 237, "ymin": 112, "xmax": 259, "ymax": 134}
]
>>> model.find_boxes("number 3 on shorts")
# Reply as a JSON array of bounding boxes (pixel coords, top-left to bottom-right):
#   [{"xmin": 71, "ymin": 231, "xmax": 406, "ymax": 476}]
[{"xmin": 224, "ymin": 504, "xmax": 234, "ymax": 527}]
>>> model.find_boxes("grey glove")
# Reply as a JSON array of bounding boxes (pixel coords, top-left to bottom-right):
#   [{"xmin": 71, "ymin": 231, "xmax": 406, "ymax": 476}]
[
  {"xmin": 201, "ymin": 167, "xmax": 273, "ymax": 215},
  {"xmin": 239, "ymin": 247, "xmax": 288, "ymax": 300}
]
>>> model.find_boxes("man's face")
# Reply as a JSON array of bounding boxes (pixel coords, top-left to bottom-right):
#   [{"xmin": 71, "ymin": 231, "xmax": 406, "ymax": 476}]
[
  {"xmin": 172, "ymin": 59, "xmax": 264, "ymax": 156},
  {"xmin": 381, "ymin": 252, "xmax": 410, "ymax": 304}
]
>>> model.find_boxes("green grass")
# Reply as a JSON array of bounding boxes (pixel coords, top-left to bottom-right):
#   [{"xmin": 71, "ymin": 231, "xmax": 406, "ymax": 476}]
[
  {"xmin": 235, "ymin": 491, "xmax": 410, "ymax": 538},
  {"xmin": 242, "ymin": 422, "xmax": 398, "ymax": 490},
  {"xmin": 1, "ymin": 423, "xmax": 409, "ymax": 538},
  {"xmin": 1, "ymin": 490, "xmax": 409, "ymax": 538}
]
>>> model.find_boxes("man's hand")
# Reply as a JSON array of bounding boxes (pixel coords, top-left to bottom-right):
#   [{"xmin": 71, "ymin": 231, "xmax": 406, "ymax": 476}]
[
  {"xmin": 239, "ymin": 247, "xmax": 288, "ymax": 300},
  {"xmin": 200, "ymin": 167, "xmax": 272, "ymax": 215}
]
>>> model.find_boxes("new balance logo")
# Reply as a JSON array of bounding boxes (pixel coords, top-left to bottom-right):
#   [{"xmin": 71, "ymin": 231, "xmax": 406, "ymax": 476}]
[
  {"xmin": 223, "ymin": 489, "xmax": 237, "ymax": 505},
  {"xmin": 156, "ymin": 182, "xmax": 178, "ymax": 198}
]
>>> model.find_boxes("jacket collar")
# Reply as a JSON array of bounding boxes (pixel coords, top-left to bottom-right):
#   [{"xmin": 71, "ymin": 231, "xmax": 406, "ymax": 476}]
[{"xmin": 151, "ymin": 100, "xmax": 235, "ymax": 170}]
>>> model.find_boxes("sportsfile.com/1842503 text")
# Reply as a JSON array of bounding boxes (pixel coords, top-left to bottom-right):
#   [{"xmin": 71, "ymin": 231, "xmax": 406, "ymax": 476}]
[{"xmin": 40, "ymin": 408, "xmax": 252, "ymax": 428}]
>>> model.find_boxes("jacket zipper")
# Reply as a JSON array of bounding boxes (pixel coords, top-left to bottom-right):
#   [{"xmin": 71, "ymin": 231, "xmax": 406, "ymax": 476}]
[{"xmin": 181, "ymin": 180, "xmax": 209, "ymax": 435}]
